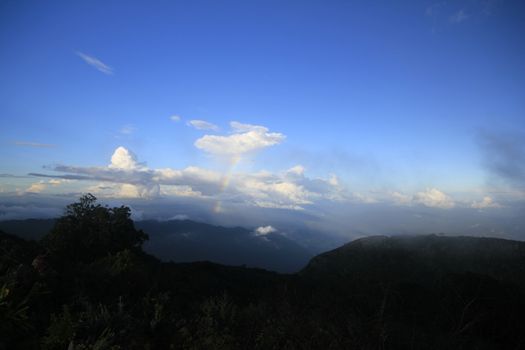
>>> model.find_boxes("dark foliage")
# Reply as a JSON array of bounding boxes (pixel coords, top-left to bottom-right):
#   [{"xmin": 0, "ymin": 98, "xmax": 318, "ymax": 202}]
[
  {"xmin": 42, "ymin": 194, "xmax": 148, "ymax": 263},
  {"xmin": 1, "ymin": 195, "xmax": 525, "ymax": 349}
]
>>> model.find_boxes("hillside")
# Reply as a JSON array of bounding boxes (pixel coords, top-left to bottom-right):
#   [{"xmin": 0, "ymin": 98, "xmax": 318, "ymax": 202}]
[
  {"xmin": 301, "ymin": 234, "xmax": 525, "ymax": 286},
  {"xmin": 2, "ymin": 197, "xmax": 525, "ymax": 349},
  {"xmin": 0, "ymin": 218, "xmax": 312, "ymax": 273}
]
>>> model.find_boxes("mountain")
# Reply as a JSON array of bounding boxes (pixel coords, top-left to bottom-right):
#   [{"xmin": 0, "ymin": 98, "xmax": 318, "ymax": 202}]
[
  {"xmin": 0, "ymin": 218, "xmax": 55, "ymax": 241},
  {"xmin": 301, "ymin": 234, "xmax": 525, "ymax": 286},
  {"xmin": 3, "ymin": 222, "xmax": 525, "ymax": 348},
  {"xmin": 295, "ymin": 234, "xmax": 525, "ymax": 349},
  {"xmin": 0, "ymin": 218, "xmax": 313, "ymax": 273},
  {"xmin": 136, "ymin": 220, "xmax": 312, "ymax": 272}
]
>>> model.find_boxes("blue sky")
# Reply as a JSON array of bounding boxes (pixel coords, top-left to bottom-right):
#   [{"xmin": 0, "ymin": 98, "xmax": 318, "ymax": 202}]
[{"xmin": 1, "ymin": 0, "xmax": 524, "ymax": 236}]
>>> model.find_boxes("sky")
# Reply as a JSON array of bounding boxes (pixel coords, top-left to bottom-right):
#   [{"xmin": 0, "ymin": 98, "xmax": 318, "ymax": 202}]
[{"xmin": 1, "ymin": 0, "xmax": 524, "ymax": 240}]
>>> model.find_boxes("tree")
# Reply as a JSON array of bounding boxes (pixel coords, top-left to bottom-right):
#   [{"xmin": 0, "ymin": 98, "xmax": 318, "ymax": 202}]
[{"xmin": 43, "ymin": 194, "xmax": 148, "ymax": 263}]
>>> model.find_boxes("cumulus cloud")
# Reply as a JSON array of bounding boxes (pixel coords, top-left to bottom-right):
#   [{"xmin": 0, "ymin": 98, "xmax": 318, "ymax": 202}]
[
  {"xmin": 109, "ymin": 147, "xmax": 144, "ymax": 170},
  {"xmin": 195, "ymin": 121, "xmax": 285, "ymax": 156},
  {"xmin": 26, "ymin": 181, "xmax": 46, "ymax": 193},
  {"xmin": 414, "ymin": 188, "xmax": 455, "ymax": 209},
  {"xmin": 32, "ymin": 143, "xmax": 346, "ymax": 208},
  {"xmin": 255, "ymin": 225, "xmax": 277, "ymax": 236},
  {"xmin": 239, "ymin": 176, "xmax": 313, "ymax": 209},
  {"xmin": 187, "ymin": 119, "xmax": 219, "ymax": 131},
  {"xmin": 471, "ymin": 196, "xmax": 502, "ymax": 209},
  {"xmin": 76, "ymin": 51, "xmax": 113, "ymax": 75},
  {"xmin": 118, "ymin": 183, "xmax": 160, "ymax": 198}
]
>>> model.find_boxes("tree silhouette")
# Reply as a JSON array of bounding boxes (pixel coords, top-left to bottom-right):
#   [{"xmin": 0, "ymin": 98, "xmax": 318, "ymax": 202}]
[{"xmin": 43, "ymin": 194, "xmax": 148, "ymax": 263}]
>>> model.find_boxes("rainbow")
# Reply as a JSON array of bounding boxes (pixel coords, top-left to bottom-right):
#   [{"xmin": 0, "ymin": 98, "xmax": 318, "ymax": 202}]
[{"xmin": 213, "ymin": 155, "xmax": 241, "ymax": 213}]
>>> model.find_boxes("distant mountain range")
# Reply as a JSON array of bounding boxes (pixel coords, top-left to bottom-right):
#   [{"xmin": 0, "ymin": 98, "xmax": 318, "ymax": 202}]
[{"xmin": 0, "ymin": 218, "xmax": 313, "ymax": 272}]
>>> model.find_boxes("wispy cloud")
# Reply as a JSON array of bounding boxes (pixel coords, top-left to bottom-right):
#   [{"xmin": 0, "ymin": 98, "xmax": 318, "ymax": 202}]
[
  {"xmin": 119, "ymin": 124, "xmax": 136, "ymax": 135},
  {"xmin": 0, "ymin": 173, "xmax": 30, "ymax": 178},
  {"xmin": 13, "ymin": 141, "xmax": 56, "ymax": 148},
  {"xmin": 187, "ymin": 119, "xmax": 219, "ymax": 131},
  {"xmin": 477, "ymin": 130, "xmax": 525, "ymax": 189},
  {"xmin": 449, "ymin": 9, "xmax": 469, "ymax": 23},
  {"xmin": 76, "ymin": 51, "xmax": 113, "ymax": 75},
  {"xmin": 170, "ymin": 115, "xmax": 181, "ymax": 122}
]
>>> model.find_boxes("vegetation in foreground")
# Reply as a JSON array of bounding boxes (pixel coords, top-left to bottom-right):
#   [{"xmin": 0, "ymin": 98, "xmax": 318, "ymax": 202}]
[{"xmin": 1, "ymin": 194, "xmax": 525, "ymax": 349}]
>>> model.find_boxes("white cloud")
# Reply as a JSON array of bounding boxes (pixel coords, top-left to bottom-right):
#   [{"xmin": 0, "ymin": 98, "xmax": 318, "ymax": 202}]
[
  {"xmin": 255, "ymin": 225, "xmax": 277, "ymax": 236},
  {"xmin": 108, "ymin": 146, "xmax": 144, "ymax": 170},
  {"xmin": 471, "ymin": 196, "xmax": 502, "ymax": 209},
  {"xmin": 118, "ymin": 183, "xmax": 159, "ymax": 198},
  {"xmin": 328, "ymin": 174, "xmax": 339, "ymax": 187},
  {"xmin": 230, "ymin": 121, "xmax": 267, "ymax": 133},
  {"xmin": 45, "ymin": 145, "xmax": 345, "ymax": 207},
  {"xmin": 390, "ymin": 191, "xmax": 413, "ymax": 205},
  {"xmin": 187, "ymin": 119, "xmax": 219, "ymax": 131},
  {"xmin": 48, "ymin": 179, "xmax": 71, "ymax": 186},
  {"xmin": 26, "ymin": 181, "xmax": 46, "ymax": 193},
  {"xmin": 414, "ymin": 188, "xmax": 455, "ymax": 209},
  {"xmin": 170, "ymin": 115, "xmax": 181, "ymax": 122},
  {"xmin": 38, "ymin": 146, "xmax": 475, "ymax": 213},
  {"xmin": 160, "ymin": 185, "xmax": 203, "ymax": 197},
  {"xmin": 195, "ymin": 121, "xmax": 285, "ymax": 156},
  {"xmin": 76, "ymin": 51, "xmax": 113, "ymax": 75},
  {"xmin": 286, "ymin": 165, "xmax": 305, "ymax": 176},
  {"xmin": 239, "ymin": 178, "xmax": 313, "ymax": 209}
]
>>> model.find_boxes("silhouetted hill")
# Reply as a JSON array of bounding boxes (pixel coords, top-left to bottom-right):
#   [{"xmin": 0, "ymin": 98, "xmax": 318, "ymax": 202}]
[
  {"xmin": 0, "ymin": 218, "xmax": 312, "ymax": 273},
  {"xmin": 136, "ymin": 220, "xmax": 312, "ymax": 272},
  {"xmin": 301, "ymin": 234, "xmax": 525, "ymax": 286},
  {"xmin": 3, "ymin": 197, "xmax": 525, "ymax": 350},
  {"xmin": 0, "ymin": 219, "xmax": 55, "ymax": 240},
  {"xmin": 3, "ymin": 218, "xmax": 525, "ymax": 348}
]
